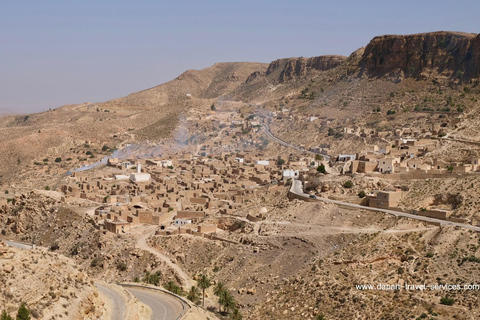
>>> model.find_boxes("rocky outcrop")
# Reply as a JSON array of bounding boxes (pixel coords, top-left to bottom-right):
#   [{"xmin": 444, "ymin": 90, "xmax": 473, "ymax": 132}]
[
  {"xmin": 0, "ymin": 247, "xmax": 107, "ymax": 319},
  {"xmin": 265, "ymin": 55, "xmax": 347, "ymax": 82},
  {"xmin": 245, "ymin": 70, "xmax": 265, "ymax": 83},
  {"xmin": 361, "ymin": 31, "xmax": 480, "ymax": 79}
]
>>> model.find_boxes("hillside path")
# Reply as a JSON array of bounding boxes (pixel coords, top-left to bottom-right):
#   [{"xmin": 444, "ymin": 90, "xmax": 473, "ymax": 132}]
[{"xmin": 136, "ymin": 226, "xmax": 195, "ymax": 288}]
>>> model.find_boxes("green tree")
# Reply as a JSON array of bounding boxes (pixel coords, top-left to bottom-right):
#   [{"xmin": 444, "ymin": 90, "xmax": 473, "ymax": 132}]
[
  {"xmin": 186, "ymin": 286, "xmax": 200, "ymax": 303},
  {"xmin": 317, "ymin": 164, "xmax": 326, "ymax": 174},
  {"xmin": 214, "ymin": 282, "xmax": 227, "ymax": 312},
  {"xmin": 358, "ymin": 190, "xmax": 366, "ymax": 198},
  {"xmin": 1, "ymin": 310, "xmax": 13, "ymax": 320},
  {"xmin": 142, "ymin": 271, "xmax": 151, "ymax": 283},
  {"xmin": 164, "ymin": 281, "xmax": 180, "ymax": 294},
  {"xmin": 220, "ymin": 290, "xmax": 237, "ymax": 314},
  {"xmin": 210, "ymin": 104, "xmax": 216, "ymax": 111},
  {"xmin": 54, "ymin": 157, "xmax": 62, "ymax": 163},
  {"xmin": 277, "ymin": 158, "xmax": 285, "ymax": 165},
  {"xmin": 150, "ymin": 271, "xmax": 162, "ymax": 286},
  {"xmin": 230, "ymin": 308, "xmax": 243, "ymax": 320},
  {"xmin": 143, "ymin": 271, "xmax": 161, "ymax": 286},
  {"xmin": 197, "ymin": 274, "xmax": 211, "ymax": 307},
  {"xmin": 16, "ymin": 303, "xmax": 30, "ymax": 320}
]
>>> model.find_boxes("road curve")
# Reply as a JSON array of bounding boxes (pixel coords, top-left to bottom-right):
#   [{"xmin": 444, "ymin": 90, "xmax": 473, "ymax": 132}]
[
  {"xmin": 4, "ymin": 240, "xmax": 33, "ymax": 250},
  {"xmin": 124, "ymin": 287, "xmax": 184, "ymax": 320},
  {"xmin": 290, "ymin": 179, "xmax": 480, "ymax": 232},
  {"xmin": 95, "ymin": 282, "xmax": 126, "ymax": 320}
]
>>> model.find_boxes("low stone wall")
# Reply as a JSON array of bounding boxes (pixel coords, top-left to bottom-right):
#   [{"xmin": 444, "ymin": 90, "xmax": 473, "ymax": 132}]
[
  {"xmin": 176, "ymin": 210, "xmax": 205, "ymax": 219},
  {"xmin": 380, "ymin": 172, "xmax": 479, "ymax": 180},
  {"xmin": 449, "ymin": 217, "xmax": 470, "ymax": 223},
  {"xmin": 184, "ymin": 229, "xmax": 240, "ymax": 244},
  {"xmin": 287, "ymin": 191, "xmax": 316, "ymax": 202},
  {"xmin": 246, "ymin": 214, "xmax": 266, "ymax": 222},
  {"xmin": 412, "ymin": 209, "xmax": 447, "ymax": 220}
]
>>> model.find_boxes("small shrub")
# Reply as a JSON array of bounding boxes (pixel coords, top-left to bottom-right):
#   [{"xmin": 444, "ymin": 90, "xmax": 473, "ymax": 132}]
[
  {"xmin": 116, "ymin": 261, "xmax": 127, "ymax": 272},
  {"xmin": 440, "ymin": 296, "xmax": 455, "ymax": 306},
  {"xmin": 317, "ymin": 164, "xmax": 326, "ymax": 174},
  {"xmin": 358, "ymin": 190, "xmax": 366, "ymax": 198},
  {"xmin": 343, "ymin": 180, "xmax": 353, "ymax": 188},
  {"xmin": 91, "ymin": 258, "xmax": 101, "ymax": 268}
]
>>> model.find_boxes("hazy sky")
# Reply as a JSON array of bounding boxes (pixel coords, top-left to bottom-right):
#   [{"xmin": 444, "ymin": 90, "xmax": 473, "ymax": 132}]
[{"xmin": 1, "ymin": 1, "xmax": 479, "ymax": 114}]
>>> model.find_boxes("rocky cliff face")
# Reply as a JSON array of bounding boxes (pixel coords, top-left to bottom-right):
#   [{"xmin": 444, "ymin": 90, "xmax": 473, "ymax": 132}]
[
  {"xmin": 361, "ymin": 31, "xmax": 480, "ymax": 79},
  {"xmin": 264, "ymin": 55, "xmax": 347, "ymax": 83}
]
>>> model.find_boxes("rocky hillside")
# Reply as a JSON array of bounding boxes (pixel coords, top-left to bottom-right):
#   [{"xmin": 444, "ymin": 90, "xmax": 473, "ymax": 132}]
[
  {"xmin": 0, "ymin": 245, "xmax": 107, "ymax": 319},
  {"xmin": 361, "ymin": 32, "xmax": 480, "ymax": 80},
  {"xmin": 264, "ymin": 55, "xmax": 347, "ymax": 83},
  {"xmin": 100, "ymin": 62, "xmax": 268, "ymax": 109},
  {"xmin": 1, "ymin": 31, "xmax": 479, "ymax": 184}
]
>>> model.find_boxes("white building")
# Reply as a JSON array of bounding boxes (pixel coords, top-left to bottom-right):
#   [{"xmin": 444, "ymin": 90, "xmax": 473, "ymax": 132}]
[
  {"xmin": 255, "ymin": 160, "xmax": 270, "ymax": 165},
  {"xmin": 175, "ymin": 219, "xmax": 192, "ymax": 226},
  {"xmin": 377, "ymin": 158, "xmax": 399, "ymax": 174},
  {"xmin": 130, "ymin": 163, "xmax": 151, "ymax": 182},
  {"xmin": 282, "ymin": 169, "xmax": 299, "ymax": 181},
  {"xmin": 338, "ymin": 154, "xmax": 356, "ymax": 162}
]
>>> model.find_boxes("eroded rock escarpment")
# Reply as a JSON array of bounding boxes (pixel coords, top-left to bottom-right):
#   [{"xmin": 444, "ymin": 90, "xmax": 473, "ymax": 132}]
[
  {"xmin": 361, "ymin": 31, "xmax": 480, "ymax": 79},
  {"xmin": 246, "ymin": 55, "xmax": 347, "ymax": 83}
]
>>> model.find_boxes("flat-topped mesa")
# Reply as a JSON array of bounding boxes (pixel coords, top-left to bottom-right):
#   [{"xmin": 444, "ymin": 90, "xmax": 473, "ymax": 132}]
[
  {"xmin": 361, "ymin": 31, "xmax": 480, "ymax": 79},
  {"xmin": 264, "ymin": 55, "xmax": 347, "ymax": 83}
]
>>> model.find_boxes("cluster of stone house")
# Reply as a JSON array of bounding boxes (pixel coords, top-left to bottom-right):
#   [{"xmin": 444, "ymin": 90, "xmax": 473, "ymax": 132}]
[
  {"xmin": 60, "ymin": 151, "xmax": 321, "ymax": 234},
  {"xmin": 335, "ymin": 138, "xmax": 480, "ymax": 175},
  {"xmin": 364, "ymin": 189, "xmax": 459, "ymax": 222}
]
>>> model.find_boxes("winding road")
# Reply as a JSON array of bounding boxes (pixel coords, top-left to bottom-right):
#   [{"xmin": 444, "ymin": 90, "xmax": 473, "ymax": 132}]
[
  {"xmin": 136, "ymin": 226, "xmax": 195, "ymax": 288},
  {"xmin": 124, "ymin": 286, "xmax": 185, "ymax": 320},
  {"xmin": 262, "ymin": 123, "xmax": 330, "ymax": 160},
  {"xmin": 4, "ymin": 240, "xmax": 33, "ymax": 249},
  {"xmin": 95, "ymin": 282, "xmax": 127, "ymax": 320},
  {"xmin": 290, "ymin": 179, "xmax": 480, "ymax": 232},
  {"xmin": 2, "ymin": 239, "xmax": 188, "ymax": 320}
]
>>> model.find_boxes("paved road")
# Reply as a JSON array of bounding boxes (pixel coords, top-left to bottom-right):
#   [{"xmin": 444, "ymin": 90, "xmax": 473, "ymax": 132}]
[
  {"xmin": 125, "ymin": 287, "xmax": 184, "ymax": 320},
  {"xmin": 95, "ymin": 282, "xmax": 126, "ymax": 320},
  {"xmin": 262, "ymin": 123, "xmax": 330, "ymax": 160},
  {"xmin": 4, "ymin": 240, "xmax": 33, "ymax": 249},
  {"xmin": 290, "ymin": 179, "xmax": 480, "ymax": 232}
]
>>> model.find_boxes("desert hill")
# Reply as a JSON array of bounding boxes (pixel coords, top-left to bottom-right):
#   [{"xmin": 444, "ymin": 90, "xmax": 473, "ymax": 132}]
[
  {"xmin": 0, "ymin": 31, "xmax": 479, "ymax": 186},
  {"xmin": 1, "ymin": 30, "xmax": 480, "ymax": 320},
  {"xmin": 99, "ymin": 62, "xmax": 268, "ymax": 110}
]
